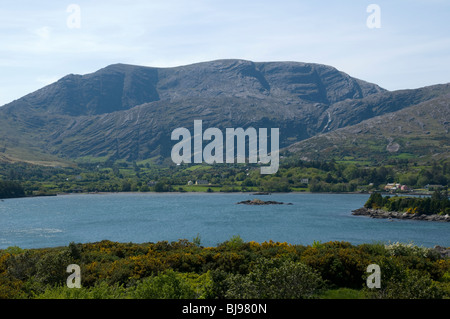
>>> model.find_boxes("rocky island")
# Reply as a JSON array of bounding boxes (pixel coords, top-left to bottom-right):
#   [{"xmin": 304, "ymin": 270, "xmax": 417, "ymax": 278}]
[
  {"xmin": 237, "ymin": 199, "xmax": 293, "ymax": 205},
  {"xmin": 352, "ymin": 207, "xmax": 450, "ymax": 222}
]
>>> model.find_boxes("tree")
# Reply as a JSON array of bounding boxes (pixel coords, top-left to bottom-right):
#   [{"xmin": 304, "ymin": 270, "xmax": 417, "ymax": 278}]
[
  {"xmin": 224, "ymin": 258, "xmax": 324, "ymax": 299},
  {"xmin": 0, "ymin": 180, "xmax": 25, "ymax": 199},
  {"xmin": 154, "ymin": 181, "xmax": 172, "ymax": 192},
  {"xmin": 364, "ymin": 193, "xmax": 384, "ymax": 209}
]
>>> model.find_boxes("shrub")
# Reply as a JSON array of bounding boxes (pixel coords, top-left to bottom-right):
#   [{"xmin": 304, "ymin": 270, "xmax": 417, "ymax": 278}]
[
  {"xmin": 384, "ymin": 242, "xmax": 438, "ymax": 259},
  {"xmin": 131, "ymin": 270, "xmax": 200, "ymax": 299},
  {"xmin": 35, "ymin": 250, "xmax": 73, "ymax": 285},
  {"xmin": 0, "ymin": 273, "xmax": 25, "ymax": 299},
  {"xmin": 35, "ymin": 281, "xmax": 128, "ymax": 299},
  {"xmin": 300, "ymin": 241, "xmax": 371, "ymax": 289},
  {"xmin": 364, "ymin": 269, "xmax": 446, "ymax": 299},
  {"xmin": 5, "ymin": 250, "xmax": 40, "ymax": 281},
  {"xmin": 224, "ymin": 258, "xmax": 324, "ymax": 299}
]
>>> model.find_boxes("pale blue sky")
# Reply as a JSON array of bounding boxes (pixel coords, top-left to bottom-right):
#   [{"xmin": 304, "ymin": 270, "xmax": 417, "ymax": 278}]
[{"xmin": 1, "ymin": 0, "xmax": 449, "ymax": 106}]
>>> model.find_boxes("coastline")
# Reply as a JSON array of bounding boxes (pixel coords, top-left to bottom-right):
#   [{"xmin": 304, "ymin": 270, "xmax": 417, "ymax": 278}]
[
  {"xmin": 352, "ymin": 207, "xmax": 450, "ymax": 222},
  {"xmin": 4, "ymin": 189, "xmax": 435, "ymax": 199}
]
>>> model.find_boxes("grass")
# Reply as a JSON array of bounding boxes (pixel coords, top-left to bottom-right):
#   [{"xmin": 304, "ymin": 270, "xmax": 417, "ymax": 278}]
[
  {"xmin": 389, "ymin": 153, "xmax": 415, "ymax": 160},
  {"xmin": 184, "ymin": 165, "xmax": 213, "ymax": 171},
  {"xmin": 74, "ymin": 156, "xmax": 111, "ymax": 164},
  {"xmin": 136, "ymin": 157, "xmax": 160, "ymax": 166},
  {"xmin": 177, "ymin": 185, "xmax": 216, "ymax": 192}
]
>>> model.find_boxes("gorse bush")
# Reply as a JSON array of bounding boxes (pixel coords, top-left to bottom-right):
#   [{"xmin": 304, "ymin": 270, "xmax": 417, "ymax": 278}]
[
  {"xmin": 0, "ymin": 238, "xmax": 448, "ymax": 299},
  {"xmin": 300, "ymin": 241, "xmax": 372, "ymax": 289}
]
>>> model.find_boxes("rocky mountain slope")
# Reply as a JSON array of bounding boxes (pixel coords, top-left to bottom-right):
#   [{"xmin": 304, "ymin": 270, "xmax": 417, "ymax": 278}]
[
  {"xmin": 287, "ymin": 89, "xmax": 450, "ymax": 162},
  {"xmin": 0, "ymin": 59, "xmax": 448, "ymax": 165}
]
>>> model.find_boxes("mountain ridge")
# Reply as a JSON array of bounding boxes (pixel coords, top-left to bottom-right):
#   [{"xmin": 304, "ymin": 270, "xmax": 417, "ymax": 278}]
[
  {"xmin": 1, "ymin": 59, "xmax": 385, "ymax": 115},
  {"xmin": 0, "ymin": 59, "xmax": 448, "ymax": 165},
  {"xmin": 287, "ymin": 91, "xmax": 450, "ymax": 162}
]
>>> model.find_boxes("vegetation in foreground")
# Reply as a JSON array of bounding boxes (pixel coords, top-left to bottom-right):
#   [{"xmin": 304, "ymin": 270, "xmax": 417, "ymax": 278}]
[{"xmin": 0, "ymin": 238, "xmax": 448, "ymax": 299}]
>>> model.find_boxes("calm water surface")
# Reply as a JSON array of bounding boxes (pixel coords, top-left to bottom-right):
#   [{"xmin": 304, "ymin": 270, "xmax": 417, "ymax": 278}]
[{"xmin": 0, "ymin": 193, "xmax": 448, "ymax": 249}]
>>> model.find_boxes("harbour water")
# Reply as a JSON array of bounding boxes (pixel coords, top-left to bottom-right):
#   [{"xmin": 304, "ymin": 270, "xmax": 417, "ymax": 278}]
[{"xmin": 0, "ymin": 192, "xmax": 448, "ymax": 249}]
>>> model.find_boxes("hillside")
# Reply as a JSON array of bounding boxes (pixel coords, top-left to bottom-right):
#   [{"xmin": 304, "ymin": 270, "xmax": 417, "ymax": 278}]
[
  {"xmin": 0, "ymin": 59, "xmax": 448, "ymax": 165},
  {"xmin": 287, "ymin": 90, "xmax": 450, "ymax": 163}
]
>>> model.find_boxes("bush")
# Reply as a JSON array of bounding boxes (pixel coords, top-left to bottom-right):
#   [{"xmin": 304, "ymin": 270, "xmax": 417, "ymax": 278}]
[
  {"xmin": 35, "ymin": 250, "xmax": 73, "ymax": 285},
  {"xmin": 300, "ymin": 242, "xmax": 371, "ymax": 289},
  {"xmin": 364, "ymin": 269, "xmax": 446, "ymax": 299},
  {"xmin": 131, "ymin": 270, "xmax": 211, "ymax": 299},
  {"xmin": 0, "ymin": 273, "xmax": 25, "ymax": 299},
  {"xmin": 35, "ymin": 281, "xmax": 127, "ymax": 299},
  {"xmin": 5, "ymin": 250, "xmax": 40, "ymax": 281},
  {"xmin": 0, "ymin": 239, "xmax": 448, "ymax": 299},
  {"xmin": 224, "ymin": 258, "xmax": 324, "ymax": 299},
  {"xmin": 384, "ymin": 242, "xmax": 439, "ymax": 259}
]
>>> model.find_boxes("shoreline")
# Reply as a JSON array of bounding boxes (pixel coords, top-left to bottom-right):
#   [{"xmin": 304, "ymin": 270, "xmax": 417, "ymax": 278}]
[
  {"xmin": 2, "ymin": 186, "xmax": 437, "ymax": 200},
  {"xmin": 352, "ymin": 207, "xmax": 450, "ymax": 222},
  {"xmin": 3, "ymin": 190, "xmax": 434, "ymax": 200}
]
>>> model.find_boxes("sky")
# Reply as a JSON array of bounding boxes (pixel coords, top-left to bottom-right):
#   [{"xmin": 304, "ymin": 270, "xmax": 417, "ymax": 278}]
[{"xmin": 0, "ymin": 0, "xmax": 449, "ymax": 106}]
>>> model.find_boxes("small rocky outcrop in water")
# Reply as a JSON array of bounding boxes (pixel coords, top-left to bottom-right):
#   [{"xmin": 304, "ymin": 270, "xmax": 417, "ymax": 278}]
[
  {"xmin": 237, "ymin": 199, "xmax": 293, "ymax": 205},
  {"xmin": 352, "ymin": 207, "xmax": 450, "ymax": 222}
]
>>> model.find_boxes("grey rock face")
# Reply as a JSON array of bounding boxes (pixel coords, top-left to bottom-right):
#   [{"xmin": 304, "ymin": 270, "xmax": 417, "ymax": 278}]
[{"xmin": 0, "ymin": 59, "xmax": 447, "ymax": 163}]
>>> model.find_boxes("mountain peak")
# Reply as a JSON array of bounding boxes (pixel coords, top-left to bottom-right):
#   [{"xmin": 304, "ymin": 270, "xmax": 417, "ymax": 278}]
[
  {"xmin": 1, "ymin": 59, "xmax": 419, "ymax": 164},
  {"xmin": 2, "ymin": 60, "xmax": 385, "ymax": 117}
]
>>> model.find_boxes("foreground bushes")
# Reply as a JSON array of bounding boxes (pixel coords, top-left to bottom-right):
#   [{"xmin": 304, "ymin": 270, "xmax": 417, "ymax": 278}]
[
  {"xmin": 0, "ymin": 239, "xmax": 448, "ymax": 299},
  {"xmin": 224, "ymin": 258, "xmax": 324, "ymax": 299}
]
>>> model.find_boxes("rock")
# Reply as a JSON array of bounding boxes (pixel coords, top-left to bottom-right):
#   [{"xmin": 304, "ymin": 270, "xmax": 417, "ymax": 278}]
[
  {"xmin": 351, "ymin": 207, "xmax": 449, "ymax": 222},
  {"xmin": 351, "ymin": 207, "xmax": 370, "ymax": 216},
  {"xmin": 237, "ymin": 199, "xmax": 292, "ymax": 205},
  {"xmin": 386, "ymin": 142, "xmax": 400, "ymax": 153}
]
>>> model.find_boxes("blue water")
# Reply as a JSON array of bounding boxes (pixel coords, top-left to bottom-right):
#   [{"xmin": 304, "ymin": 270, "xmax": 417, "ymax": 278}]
[{"xmin": 0, "ymin": 193, "xmax": 448, "ymax": 249}]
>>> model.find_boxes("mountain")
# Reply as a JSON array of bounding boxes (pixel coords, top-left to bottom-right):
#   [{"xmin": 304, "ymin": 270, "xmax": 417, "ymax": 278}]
[
  {"xmin": 286, "ymin": 90, "xmax": 450, "ymax": 163},
  {"xmin": 1, "ymin": 60, "xmax": 384, "ymax": 116},
  {"xmin": 0, "ymin": 59, "xmax": 448, "ymax": 165}
]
